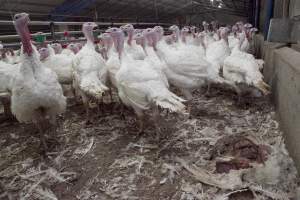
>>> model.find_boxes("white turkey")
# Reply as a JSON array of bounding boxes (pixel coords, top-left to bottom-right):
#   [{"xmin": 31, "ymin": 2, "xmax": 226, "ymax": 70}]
[
  {"xmin": 120, "ymin": 24, "xmax": 146, "ymax": 60},
  {"xmin": 231, "ymin": 33, "xmax": 265, "ymax": 71},
  {"xmin": 202, "ymin": 21, "xmax": 216, "ymax": 49},
  {"xmin": 223, "ymin": 33, "xmax": 270, "ymax": 99},
  {"xmin": 137, "ymin": 28, "xmax": 169, "ymax": 87},
  {"xmin": 76, "ymin": 42, "xmax": 83, "ymax": 51},
  {"xmin": 73, "ymin": 22, "xmax": 108, "ymax": 124},
  {"xmin": 158, "ymin": 25, "xmax": 237, "ymax": 99},
  {"xmin": 51, "ymin": 43, "xmax": 63, "ymax": 54},
  {"xmin": 180, "ymin": 26, "xmax": 195, "ymax": 45},
  {"xmin": 39, "ymin": 45, "xmax": 73, "ymax": 85},
  {"xmin": 0, "ymin": 60, "xmax": 19, "ymax": 120},
  {"xmin": 228, "ymin": 25, "xmax": 240, "ymax": 51},
  {"xmin": 11, "ymin": 13, "xmax": 66, "ymax": 149},
  {"xmin": 2, "ymin": 49, "xmax": 20, "ymax": 64},
  {"xmin": 61, "ymin": 43, "xmax": 79, "ymax": 58},
  {"xmin": 98, "ymin": 33, "xmax": 113, "ymax": 61},
  {"xmin": 152, "ymin": 25, "xmax": 210, "ymax": 112},
  {"xmin": 248, "ymin": 27, "xmax": 259, "ymax": 55},
  {"xmin": 211, "ymin": 21, "xmax": 220, "ymax": 41},
  {"xmin": 100, "ymin": 32, "xmax": 120, "ymax": 103},
  {"xmin": 107, "ymin": 27, "xmax": 186, "ymax": 135},
  {"xmin": 206, "ymin": 27, "xmax": 231, "ymax": 69},
  {"xmin": 236, "ymin": 22, "xmax": 251, "ymax": 52},
  {"xmin": 180, "ymin": 27, "xmax": 205, "ymax": 57}
]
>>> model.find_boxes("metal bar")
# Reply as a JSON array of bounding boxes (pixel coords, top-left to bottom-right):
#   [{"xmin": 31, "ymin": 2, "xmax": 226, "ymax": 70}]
[
  {"xmin": 4, "ymin": 1, "xmax": 56, "ymax": 8},
  {"xmin": 255, "ymin": 0, "xmax": 260, "ymax": 28},
  {"xmin": 2, "ymin": 38, "xmax": 88, "ymax": 48},
  {"xmin": 50, "ymin": 22, "xmax": 56, "ymax": 41},
  {"xmin": 0, "ymin": 30, "xmax": 102, "ymax": 40},
  {"xmin": 0, "ymin": 20, "xmax": 172, "ymax": 26},
  {"xmin": 0, "ymin": 10, "xmax": 93, "ymax": 19},
  {"xmin": 265, "ymin": 0, "xmax": 274, "ymax": 40}
]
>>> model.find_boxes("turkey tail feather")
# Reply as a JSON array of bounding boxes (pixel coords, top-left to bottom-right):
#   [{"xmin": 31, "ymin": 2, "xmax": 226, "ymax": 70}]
[{"xmin": 154, "ymin": 91, "xmax": 187, "ymax": 114}]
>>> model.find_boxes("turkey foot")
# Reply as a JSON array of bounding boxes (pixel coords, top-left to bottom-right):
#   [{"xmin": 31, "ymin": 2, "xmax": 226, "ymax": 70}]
[
  {"xmin": 137, "ymin": 118, "xmax": 145, "ymax": 136},
  {"xmin": 0, "ymin": 98, "xmax": 15, "ymax": 123},
  {"xmin": 135, "ymin": 110, "xmax": 145, "ymax": 137},
  {"xmin": 204, "ymin": 83, "xmax": 211, "ymax": 97},
  {"xmin": 84, "ymin": 102, "xmax": 94, "ymax": 125},
  {"xmin": 119, "ymin": 104, "xmax": 126, "ymax": 120},
  {"xmin": 153, "ymin": 106, "xmax": 162, "ymax": 141}
]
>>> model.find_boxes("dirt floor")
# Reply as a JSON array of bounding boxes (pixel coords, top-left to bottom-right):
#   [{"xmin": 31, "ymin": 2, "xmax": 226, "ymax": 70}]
[{"xmin": 0, "ymin": 87, "xmax": 298, "ymax": 200}]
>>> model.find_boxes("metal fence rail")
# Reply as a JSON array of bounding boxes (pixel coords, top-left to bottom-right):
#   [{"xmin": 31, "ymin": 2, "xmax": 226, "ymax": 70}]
[
  {"xmin": 0, "ymin": 20, "xmax": 172, "ymax": 47},
  {"xmin": 0, "ymin": 20, "xmax": 171, "ymax": 26}
]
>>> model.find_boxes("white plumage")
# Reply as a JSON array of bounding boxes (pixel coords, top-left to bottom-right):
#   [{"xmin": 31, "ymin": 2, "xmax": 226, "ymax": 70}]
[
  {"xmin": 223, "ymin": 35, "xmax": 270, "ymax": 95},
  {"xmin": 11, "ymin": 51, "xmax": 66, "ymax": 123},
  {"xmin": 72, "ymin": 22, "xmax": 108, "ymax": 123},
  {"xmin": 206, "ymin": 28, "xmax": 231, "ymax": 69},
  {"xmin": 73, "ymin": 43, "xmax": 108, "ymax": 99},
  {"xmin": 107, "ymin": 27, "xmax": 186, "ymax": 133},
  {"xmin": 11, "ymin": 13, "xmax": 66, "ymax": 127},
  {"xmin": 0, "ymin": 61, "xmax": 19, "ymax": 93},
  {"xmin": 154, "ymin": 26, "xmax": 210, "ymax": 102},
  {"xmin": 121, "ymin": 24, "xmax": 146, "ymax": 60},
  {"xmin": 40, "ymin": 45, "xmax": 74, "ymax": 84}
]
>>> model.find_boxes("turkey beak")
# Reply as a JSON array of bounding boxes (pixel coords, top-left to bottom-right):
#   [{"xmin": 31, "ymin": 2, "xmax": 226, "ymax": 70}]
[
  {"xmin": 91, "ymin": 22, "xmax": 98, "ymax": 29},
  {"xmin": 256, "ymin": 81, "xmax": 271, "ymax": 95}
]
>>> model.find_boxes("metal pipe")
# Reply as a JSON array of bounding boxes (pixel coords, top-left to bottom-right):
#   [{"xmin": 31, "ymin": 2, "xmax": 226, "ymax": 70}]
[
  {"xmin": 2, "ymin": 38, "xmax": 89, "ymax": 48},
  {"xmin": 0, "ymin": 20, "xmax": 172, "ymax": 26},
  {"xmin": 254, "ymin": 0, "xmax": 260, "ymax": 28},
  {"xmin": 50, "ymin": 22, "xmax": 56, "ymax": 41},
  {"xmin": 0, "ymin": 30, "xmax": 103, "ymax": 40},
  {"xmin": 264, "ymin": 0, "xmax": 274, "ymax": 39}
]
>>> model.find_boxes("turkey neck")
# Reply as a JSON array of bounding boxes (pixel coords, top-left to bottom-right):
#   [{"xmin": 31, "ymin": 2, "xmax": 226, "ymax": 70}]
[
  {"xmin": 172, "ymin": 29, "xmax": 180, "ymax": 43},
  {"xmin": 199, "ymin": 36, "xmax": 206, "ymax": 50},
  {"xmin": 221, "ymin": 33, "xmax": 229, "ymax": 45},
  {"xmin": 127, "ymin": 30, "xmax": 134, "ymax": 46},
  {"xmin": 83, "ymin": 28, "xmax": 94, "ymax": 45},
  {"xmin": 112, "ymin": 33, "xmax": 125, "ymax": 60},
  {"xmin": 103, "ymin": 38, "xmax": 113, "ymax": 53},
  {"xmin": 238, "ymin": 36, "xmax": 245, "ymax": 50},
  {"xmin": 204, "ymin": 26, "xmax": 209, "ymax": 33},
  {"xmin": 15, "ymin": 21, "xmax": 33, "ymax": 56},
  {"xmin": 145, "ymin": 34, "xmax": 157, "ymax": 53},
  {"xmin": 136, "ymin": 37, "xmax": 147, "ymax": 55},
  {"xmin": 181, "ymin": 32, "xmax": 187, "ymax": 43}
]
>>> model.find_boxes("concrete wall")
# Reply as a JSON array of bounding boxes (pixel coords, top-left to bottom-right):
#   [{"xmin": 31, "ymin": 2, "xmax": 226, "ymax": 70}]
[
  {"xmin": 291, "ymin": 43, "xmax": 300, "ymax": 52},
  {"xmin": 262, "ymin": 42, "xmax": 287, "ymax": 86},
  {"xmin": 289, "ymin": 0, "xmax": 300, "ymax": 18},
  {"xmin": 258, "ymin": 38, "xmax": 300, "ymax": 172},
  {"xmin": 256, "ymin": 0, "xmax": 300, "ymax": 173},
  {"xmin": 272, "ymin": 47, "xmax": 300, "ymax": 173}
]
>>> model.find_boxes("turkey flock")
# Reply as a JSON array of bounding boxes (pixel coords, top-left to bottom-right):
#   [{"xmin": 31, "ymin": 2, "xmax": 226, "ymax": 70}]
[{"xmin": 0, "ymin": 13, "xmax": 270, "ymax": 151}]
